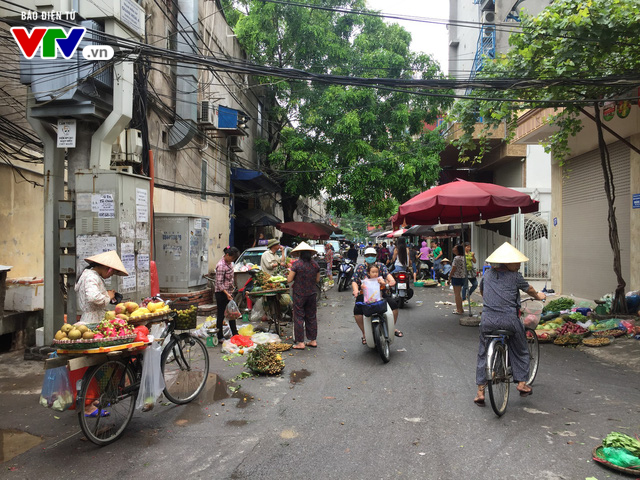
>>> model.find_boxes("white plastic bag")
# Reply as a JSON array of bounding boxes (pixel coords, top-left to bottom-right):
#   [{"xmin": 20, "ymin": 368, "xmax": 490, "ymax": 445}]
[
  {"xmin": 362, "ymin": 278, "xmax": 381, "ymax": 303},
  {"xmin": 250, "ymin": 298, "xmax": 265, "ymax": 322},
  {"xmin": 136, "ymin": 342, "xmax": 165, "ymax": 412},
  {"xmin": 251, "ymin": 332, "xmax": 281, "ymax": 344}
]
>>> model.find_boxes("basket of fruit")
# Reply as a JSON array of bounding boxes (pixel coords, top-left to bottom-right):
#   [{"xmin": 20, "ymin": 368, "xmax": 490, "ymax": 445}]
[
  {"xmin": 592, "ymin": 328, "xmax": 627, "ymax": 338},
  {"xmin": 553, "ymin": 334, "xmax": 583, "ymax": 346},
  {"xmin": 173, "ymin": 305, "xmax": 197, "ymax": 330},
  {"xmin": 245, "ymin": 343, "xmax": 285, "ymax": 375},
  {"xmin": 53, "ymin": 319, "xmax": 136, "ymax": 350},
  {"xmin": 582, "ymin": 337, "xmax": 611, "ymax": 347}
]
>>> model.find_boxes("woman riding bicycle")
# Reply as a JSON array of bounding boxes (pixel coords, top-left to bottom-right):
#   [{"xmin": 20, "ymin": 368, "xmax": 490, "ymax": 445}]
[{"xmin": 474, "ymin": 243, "xmax": 546, "ymax": 406}]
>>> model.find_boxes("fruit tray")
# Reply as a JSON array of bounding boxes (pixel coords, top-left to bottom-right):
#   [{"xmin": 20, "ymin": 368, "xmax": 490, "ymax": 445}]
[
  {"xmin": 582, "ymin": 337, "xmax": 611, "ymax": 347},
  {"xmin": 127, "ymin": 311, "xmax": 172, "ymax": 324},
  {"xmin": 53, "ymin": 335, "xmax": 136, "ymax": 350}
]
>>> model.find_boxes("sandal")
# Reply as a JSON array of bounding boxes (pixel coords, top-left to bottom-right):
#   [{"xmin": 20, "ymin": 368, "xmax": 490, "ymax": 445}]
[
  {"xmin": 292, "ymin": 343, "xmax": 306, "ymax": 350},
  {"xmin": 394, "ymin": 330, "xmax": 404, "ymax": 337},
  {"xmin": 84, "ymin": 409, "xmax": 110, "ymax": 418},
  {"xmin": 517, "ymin": 385, "xmax": 533, "ymax": 397},
  {"xmin": 473, "ymin": 385, "xmax": 486, "ymax": 407},
  {"xmin": 361, "ymin": 337, "xmax": 367, "ymax": 345}
]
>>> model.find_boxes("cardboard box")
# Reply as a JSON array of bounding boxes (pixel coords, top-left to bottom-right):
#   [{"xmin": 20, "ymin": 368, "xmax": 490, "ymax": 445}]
[{"xmin": 4, "ymin": 277, "xmax": 44, "ymax": 311}]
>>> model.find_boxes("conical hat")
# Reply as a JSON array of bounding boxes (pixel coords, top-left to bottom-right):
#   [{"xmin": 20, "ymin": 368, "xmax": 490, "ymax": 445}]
[
  {"xmin": 290, "ymin": 241, "xmax": 316, "ymax": 254},
  {"xmin": 84, "ymin": 250, "xmax": 129, "ymax": 276},
  {"xmin": 485, "ymin": 242, "xmax": 529, "ymax": 264}
]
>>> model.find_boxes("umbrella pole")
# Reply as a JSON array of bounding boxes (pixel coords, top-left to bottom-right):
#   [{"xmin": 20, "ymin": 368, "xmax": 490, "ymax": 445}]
[{"xmin": 460, "ymin": 208, "xmax": 472, "ymax": 317}]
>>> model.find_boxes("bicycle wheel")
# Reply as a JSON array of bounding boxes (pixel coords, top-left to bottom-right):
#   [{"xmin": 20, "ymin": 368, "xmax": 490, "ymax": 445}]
[
  {"xmin": 487, "ymin": 343, "xmax": 510, "ymax": 416},
  {"xmin": 162, "ymin": 333, "xmax": 210, "ymax": 404},
  {"xmin": 78, "ymin": 360, "xmax": 137, "ymax": 446},
  {"xmin": 372, "ymin": 318, "xmax": 390, "ymax": 363},
  {"xmin": 525, "ymin": 328, "xmax": 540, "ymax": 385}
]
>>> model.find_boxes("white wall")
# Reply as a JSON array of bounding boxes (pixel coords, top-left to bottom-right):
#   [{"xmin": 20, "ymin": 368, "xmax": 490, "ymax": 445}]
[{"xmin": 525, "ymin": 145, "xmax": 551, "ymax": 188}]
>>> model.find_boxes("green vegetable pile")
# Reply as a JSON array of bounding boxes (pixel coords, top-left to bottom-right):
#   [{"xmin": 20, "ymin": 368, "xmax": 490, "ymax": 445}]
[
  {"xmin": 542, "ymin": 297, "xmax": 574, "ymax": 313},
  {"xmin": 245, "ymin": 344, "xmax": 285, "ymax": 375}
]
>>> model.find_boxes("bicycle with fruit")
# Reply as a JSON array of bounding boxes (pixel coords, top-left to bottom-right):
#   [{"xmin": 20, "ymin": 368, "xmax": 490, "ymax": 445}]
[{"xmin": 74, "ymin": 297, "xmax": 209, "ymax": 445}]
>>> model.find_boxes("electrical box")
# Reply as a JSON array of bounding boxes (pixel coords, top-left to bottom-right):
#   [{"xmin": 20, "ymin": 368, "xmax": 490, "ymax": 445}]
[
  {"xmin": 74, "ymin": 169, "xmax": 151, "ymax": 305},
  {"xmin": 154, "ymin": 214, "xmax": 210, "ymax": 292}
]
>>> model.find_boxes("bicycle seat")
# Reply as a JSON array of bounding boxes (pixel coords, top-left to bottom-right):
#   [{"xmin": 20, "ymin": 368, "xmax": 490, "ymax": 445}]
[{"xmin": 486, "ymin": 329, "xmax": 514, "ymax": 337}]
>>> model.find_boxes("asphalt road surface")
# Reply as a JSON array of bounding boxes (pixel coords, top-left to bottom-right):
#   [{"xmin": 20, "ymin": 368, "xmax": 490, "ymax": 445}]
[{"xmin": 1, "ymin": 285, "xmax": 639, "ymax": 479}]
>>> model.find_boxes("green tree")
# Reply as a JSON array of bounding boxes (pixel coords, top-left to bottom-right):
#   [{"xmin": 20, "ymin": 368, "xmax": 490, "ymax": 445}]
[
  {"xmin": 448, "ymin": 0, "xmax": 640, "ymax": 313},
  {"xmin": 223, "ymin": 0, "xmax": 450, "ymax": 221}
]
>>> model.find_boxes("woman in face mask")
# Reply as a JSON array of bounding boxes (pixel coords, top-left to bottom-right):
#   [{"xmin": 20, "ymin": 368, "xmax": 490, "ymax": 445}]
[{"xmin": 351, "ymin": 247, "xmax": 402, "ymax": 344}]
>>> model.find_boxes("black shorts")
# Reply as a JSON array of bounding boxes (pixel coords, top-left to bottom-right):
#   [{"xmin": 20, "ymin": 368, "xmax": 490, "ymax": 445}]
[
  {"xmin": 451, "ymin": 277, "xmax": 465, "ymax": 287},
  {"xmin": 353, "ymin": 294, "xmax": 398, "ymax": 315}
]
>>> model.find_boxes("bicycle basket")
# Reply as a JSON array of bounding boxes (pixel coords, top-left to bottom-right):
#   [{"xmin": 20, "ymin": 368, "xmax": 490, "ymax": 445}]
[
  {"xmin": 359, "ymin": 300, "xmax": 387, "ymax": 317},
  {"xmin": 173, "ymin": 307, "xmax": 197, "ymax": 330}
]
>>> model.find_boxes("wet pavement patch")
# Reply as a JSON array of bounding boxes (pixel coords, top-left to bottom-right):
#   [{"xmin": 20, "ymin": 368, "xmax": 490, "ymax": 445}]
[
  {"xmin": 194, "ymin": 373, "xmax": 230, "ymax": 404},
  {"xmin": 231, "ymin": 390, "xmax": 254, "ymax": 408},
  {"xmin": 289, "ymin": 369, "xmax": 311, "ymax": 384},
  {"xmin": 226, "ymin": 420, "xmax": 248, "ymax": 427},
  {"xmin": 0, "ymin": 429, "xmax": 43, "ymax": 463}
]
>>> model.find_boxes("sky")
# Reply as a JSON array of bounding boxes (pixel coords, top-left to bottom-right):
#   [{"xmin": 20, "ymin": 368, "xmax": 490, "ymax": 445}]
[{"xmin": 366, "ymin": 0, "xmax": 450, "ymax": 74}]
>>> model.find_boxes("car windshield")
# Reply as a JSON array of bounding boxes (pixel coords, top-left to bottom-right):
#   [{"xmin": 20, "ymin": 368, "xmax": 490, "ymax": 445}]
[{"xmin": 238, "ymin": 251, "xmax": 264, "ymax": 266}]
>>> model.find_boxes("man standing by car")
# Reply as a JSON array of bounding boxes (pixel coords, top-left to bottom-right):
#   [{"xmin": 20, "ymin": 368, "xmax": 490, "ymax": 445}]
[{"xmin": 261, "ymin": 238, "xmax": 285, "ymax": 275}]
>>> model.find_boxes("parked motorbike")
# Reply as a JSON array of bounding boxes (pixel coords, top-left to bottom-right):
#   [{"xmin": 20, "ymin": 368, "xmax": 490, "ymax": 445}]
[
  {"xmin": 358, "ymin": 299, "xmax": 394, "ymax": 363},
  {"xmin": 391, "ymin": 270, "xmax": 414, "ymax": 308},
  {"xmin": 337, "ymin": 259, "xmax": 355, "ymax": 292}
]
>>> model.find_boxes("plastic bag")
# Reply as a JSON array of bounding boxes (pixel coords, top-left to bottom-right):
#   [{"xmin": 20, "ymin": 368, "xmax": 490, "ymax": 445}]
[
  {"xmin": 149, "ymin": 322, "xmax": 166, "ymax": 340},
  {"xmin": 238, "ymin": 324, "xmax": 254, "ymax": 337},
  {"xmin": 251, "ymin": 332, "xmax": 281, "ymax": 344},
  {"xmin": 230, "ymin": 334, "xmax": 254, "ymax": 347},
  {"xmin": 136, "ymin": 342, "xmax": 165, "ymax": 412},
  {"xmin": 39, "ymin": 353, "xmax": 73, "ymax": 412},
  {"xmin": 620, "ymin": 319, "xmax": 636, "ymax": 334},
  {"xmin": 362, "ymin": 278, "xmax": 381, "ymax": 303},
  {"xmin": 250, "ymin": 298, "xmax": 265, "ymax": 322},
  {"xmin": 602, "ymin": 447, "xmax": 640, "ymax": 468},
  {"xmin": 224, "ymin": 299, "xmax": 242, "ymax": 320}
]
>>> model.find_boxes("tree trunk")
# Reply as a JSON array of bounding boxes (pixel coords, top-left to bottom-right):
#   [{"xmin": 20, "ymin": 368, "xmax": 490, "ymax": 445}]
[{"xmin": 593, "ymin": 103, "xmax": 627, "ymax": 313}]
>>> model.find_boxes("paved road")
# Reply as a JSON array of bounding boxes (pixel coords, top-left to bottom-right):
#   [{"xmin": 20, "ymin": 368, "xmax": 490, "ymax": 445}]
[{"xmin": 1, "ymin": 285, "xmax": 639, "ymax": 479}]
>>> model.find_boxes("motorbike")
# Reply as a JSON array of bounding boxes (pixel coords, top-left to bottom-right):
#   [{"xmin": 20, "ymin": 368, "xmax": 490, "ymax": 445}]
[
  {"xmin": 359, "ymin": 299, "xmax": 394, "ymax": 363},
  {"xmin": 337, "ymin": 258, "xmax": 355, "ymax": 292},
  {"xmin": 391, "ymin": 269, "xmax": 414, "ymax": 308}
]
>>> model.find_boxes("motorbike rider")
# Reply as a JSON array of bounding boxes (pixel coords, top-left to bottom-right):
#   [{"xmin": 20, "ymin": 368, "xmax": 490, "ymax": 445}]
[
  {"xmin": 351, "ymin": 247, "xmax": 402, "ymax": 344},
  {"xmin": 346, "ymin": 243, "xmax": 359, "ymax": 263}
]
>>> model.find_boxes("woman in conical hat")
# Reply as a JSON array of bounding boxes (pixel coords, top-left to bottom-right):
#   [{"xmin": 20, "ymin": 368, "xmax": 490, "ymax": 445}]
[
  {"xmin": 473, "ymin": 243, "xmax": 546, "ymax": 407},
  {"xmin": 75, "ymin": 250, "xmax": 128, "ymax": 325}
]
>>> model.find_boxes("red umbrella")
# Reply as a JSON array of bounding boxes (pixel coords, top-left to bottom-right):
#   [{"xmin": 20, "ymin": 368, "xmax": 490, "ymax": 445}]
[
  {"xmin": 276, "ymin": 222, "xmax": 333, "ymax": 240},
  {"xmin": 394, "ymin": 179, "xmax": 539, "ymax": 227},
  {"xmin": 395, "ymin": 179, "xmax": 539, "ymax": 317}
]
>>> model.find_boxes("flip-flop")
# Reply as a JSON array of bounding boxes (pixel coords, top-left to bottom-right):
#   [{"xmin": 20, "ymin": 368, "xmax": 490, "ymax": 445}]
[
  {"xmin": 305, "ymin": 342, "xmax": 317, "ymax": 348},
  {"xmin": 292, "ymin": 345, "xmax": 306, "ymax": 350},
  {"xmin": 84, "ymin": 409, "xmax": 110, "ymax": 418},
  {"xmin": 473, "ymin": 397, "xmax": 485, "ymax": 407},
  {"xmin": 517, "ymin": 387, "xmax": 533, "ymax": 397},
  {"xmin": 394, "ymin": 330, "xmax": 404, "ymax": 337},
  {"xmin": 361, "ymin": 337, "xmax": 367, "ymax": 345}
]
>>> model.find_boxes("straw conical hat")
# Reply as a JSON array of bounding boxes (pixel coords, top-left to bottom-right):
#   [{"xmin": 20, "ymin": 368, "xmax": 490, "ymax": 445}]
[
  {"xmin": 485, "ymin": 242, "xmax": 529, "ymax": 264},
  {"xmin": 290, "ymin": 241, "xmax": 316, "ymax": 254},
  {"xmin": 84, "ymin": 250, "xmax": 129, "ymax": 276}
]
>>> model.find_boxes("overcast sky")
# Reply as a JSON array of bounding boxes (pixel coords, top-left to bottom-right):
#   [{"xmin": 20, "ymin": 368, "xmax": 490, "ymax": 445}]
[{"xmin": 365, "ymin": 0, "xmax": 450, "ymax": 74}]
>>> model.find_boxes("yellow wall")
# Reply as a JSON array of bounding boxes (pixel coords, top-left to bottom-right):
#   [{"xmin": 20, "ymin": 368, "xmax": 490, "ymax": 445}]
[
  {"xmin": 0, "ymin": 164, "xmax": 44, "ymax": 278},
  {"xmin": 154, "ymin": 189, "xmax": 230, "ymax": 274}
]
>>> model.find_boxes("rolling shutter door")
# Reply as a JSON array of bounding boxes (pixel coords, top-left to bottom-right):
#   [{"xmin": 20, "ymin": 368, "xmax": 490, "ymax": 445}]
[{"xmin": 562, "ymin": 141, "xmax": 630, "ymax": 299}]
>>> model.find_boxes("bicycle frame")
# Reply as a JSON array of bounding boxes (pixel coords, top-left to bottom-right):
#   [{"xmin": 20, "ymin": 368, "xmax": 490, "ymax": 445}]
[{"xmin": 484, "ymin": 334, "xmax": 511, "ymax": 381}]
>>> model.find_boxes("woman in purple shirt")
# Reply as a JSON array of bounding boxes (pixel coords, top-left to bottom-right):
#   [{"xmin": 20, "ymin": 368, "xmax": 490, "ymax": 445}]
[{"xmin": 287, "ymin": 242, "xmax": 321, "ymax": 350}]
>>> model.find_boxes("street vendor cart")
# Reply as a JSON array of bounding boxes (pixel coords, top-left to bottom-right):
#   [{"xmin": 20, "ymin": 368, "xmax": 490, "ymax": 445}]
[
  {"xmin": 247, "ymin": 287, "xmax": 289, "ymax": 336},
  {"xmin": 44, "ymin": 303, "xmax": 209, "ymax": 446}
]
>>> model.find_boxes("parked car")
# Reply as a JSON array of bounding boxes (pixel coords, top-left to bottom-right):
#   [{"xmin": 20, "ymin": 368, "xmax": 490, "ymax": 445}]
[{"xmin": 234, "ymin": 246, "xmax": 292, "ymax": 271}]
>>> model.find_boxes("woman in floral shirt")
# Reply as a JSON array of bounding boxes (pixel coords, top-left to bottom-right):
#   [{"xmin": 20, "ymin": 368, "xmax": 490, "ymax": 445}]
[
  {"xmin": 287, "ymin": 242, "xmax": 320, "ymax": 350},
  {"xmin": 215, "ymin": 246, "xmax": 240, "ymax": 343}
]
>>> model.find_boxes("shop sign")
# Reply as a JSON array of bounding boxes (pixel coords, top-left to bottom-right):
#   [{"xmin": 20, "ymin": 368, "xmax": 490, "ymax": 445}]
[
  {"xmin": 603, "ymin": 102, "xmax": 615, "ymax": 121},
  {"xmin": 617, "ymin": 100, "xmax": 631, "ymax": 118},
  {"xmin": 633, "ymin": 194, "xmax": 640, "ymax": 209}
]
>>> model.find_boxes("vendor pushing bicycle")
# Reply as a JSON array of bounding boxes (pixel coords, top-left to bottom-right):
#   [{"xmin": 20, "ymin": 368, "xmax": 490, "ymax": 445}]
[{"xmin": 474, "ymin": 243, "xmax": 546, "ymax": 406}]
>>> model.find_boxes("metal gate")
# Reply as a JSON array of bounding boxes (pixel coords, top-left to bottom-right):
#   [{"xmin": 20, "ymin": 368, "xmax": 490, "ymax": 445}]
[{"xmin": 514, "ymin": 211, "xmax": 550, "ymax": 280}]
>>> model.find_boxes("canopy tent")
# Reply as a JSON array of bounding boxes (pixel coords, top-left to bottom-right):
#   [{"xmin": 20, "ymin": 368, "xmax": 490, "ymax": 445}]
[
  {"xmin": 235, "ymin": 208, "xmax": 282, "ymax": 227},
  {"xmin": 404, "ymin": 223, "xmax": 470, "ymax": 238},
  {"xmin": 475, "ymin": 213, "xmax": 548, "ymax": 241},
  {"xmin": 276, "ymin": 221, "xmax": 339, "ymax": 240}
]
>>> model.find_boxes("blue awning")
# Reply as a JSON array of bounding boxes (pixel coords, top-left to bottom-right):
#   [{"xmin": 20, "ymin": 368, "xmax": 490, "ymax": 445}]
[{"xmin": 231, "ymin": 167, "xmax": 280, "ymax": 193}]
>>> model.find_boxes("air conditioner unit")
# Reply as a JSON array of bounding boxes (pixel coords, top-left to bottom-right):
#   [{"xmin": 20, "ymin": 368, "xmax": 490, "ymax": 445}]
[
  {"xmin": 111, "ymin": 129, "xmax": 143, "ymax": 164},
  {"xmin": 229, "ymin": 135, "xmax": 243, "ymax": 152},
  {"xmin": 482, "ymin": 11, "xmax": 496, "ymax": 23},
  {"xmin": 199, "ymin": 101, "xmax": 216, "ymax": 127}
]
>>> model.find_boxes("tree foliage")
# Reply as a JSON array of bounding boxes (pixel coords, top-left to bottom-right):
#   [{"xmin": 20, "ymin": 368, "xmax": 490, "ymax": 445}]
[
  {"xmin": 222, "ymin": 0, "xmax": 451, "ymax": 221},
  {"xmin": 447, "ymin": 0, "xmax": 640, "ymax": 312}
]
